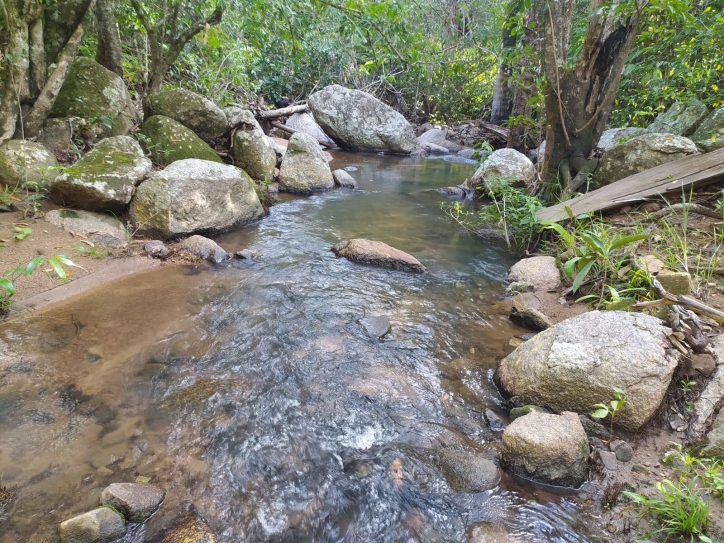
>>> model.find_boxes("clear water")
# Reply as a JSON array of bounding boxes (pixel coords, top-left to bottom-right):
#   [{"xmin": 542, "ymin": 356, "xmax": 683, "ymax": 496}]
[{"xmin": 0, "ymin": 153, "xmax": 604, "ymax": 542}]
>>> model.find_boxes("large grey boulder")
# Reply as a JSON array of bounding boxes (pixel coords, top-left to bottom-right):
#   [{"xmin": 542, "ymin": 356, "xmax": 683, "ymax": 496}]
[
  {"xmin": 50, "ymin": 57, "xmax": 136, "ymax": 138},
  {"xmin": 501, "ymin": 411, "xmax": 589, "ymax": 487},
  {"xmin": 286, "ymin": 112, "xmax": 338, "ymax": 149},
  {"xmin": 437, "ymin": 450, "xmax": 500, "ymax": 492},
  {"xmin": 508, "ymin": 256, "xmax": 561, "ymax": 292},
  {"xmin": 703, "ymin": 410, "xmax": 724, "ymax": 459},
  {"xmin": 45, "ymin": 209, "xmax": 129, "ymax": 246},
  {"xmin": 0, "ymin": 140, "xmax": 58, "ymax": 189},
  {"xmin": 647, "ymin": 98, "xmax": 709, "ymax": 136},
  {"xmin": 332, "ymin": 239, "xmax": 426, "ymax": 273},
  {"xmin": 416, "ymin": 128, "xmax": 465, "ymax": 153},
  {"xmin": 157, "ymin": 511, "xmax": 219, "ymax": 543},
  {"xmin": 471, "ymin": 148, "xmax": 536, "ymax": 191},
  {"xmin": 143, "ymin": 89, "xmax": 227, "ymax": 142},
  {"xmin": 278, "ymin": 132, "xmax": 334, "ymax": 194},
  {"xmin": 100, "ymin": 482, "xmax": 165, "ymax": 522},
  {"xmin": 140, "ymin": 116, "xmax": 221, "ymax": 166},
  {"xmin": 496, "ymin": 311, "xmax": 679, "ymax": 432},
  {"xmin": 691, "ymin": 105, "xmax": 724, "ymax": 153},
  {"xmin": 308, "ymin": 85, "xmax": 416, "ymax": 154},
  {"xmin": 178, "ymin": 235, "xmax": 230, "ymax": 263},
  {"xmin": 597, "ymin": 127, "xmax": 648, "ymax": 152},
  {"xmin": 50, "ymin": 136, "xmax": 151, "ymax": 211},
  {"xmin": 129, "ymin": 159, "xmax": 264, "ymax": 238},
  {"xmin": 595, "ymin": 133, "xmax": 698, "ymax": 186},
  {"xmin": 59, "ymin": 507, "xmax": 126, "ymax": 543},
  {"xmin": 232, "ymin": 109, "xmax": 277, "ymax": 181}
]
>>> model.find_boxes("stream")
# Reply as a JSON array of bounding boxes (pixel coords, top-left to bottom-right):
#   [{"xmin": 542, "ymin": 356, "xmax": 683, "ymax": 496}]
[{"xmin": 0, "ymin": 153, "xmax": 605, "ymax": 542}]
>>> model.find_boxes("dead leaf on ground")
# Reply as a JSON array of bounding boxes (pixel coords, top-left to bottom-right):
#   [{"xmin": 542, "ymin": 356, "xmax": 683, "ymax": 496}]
[{"xmin": 389, "ymin": 458, "xmax": 403, "ymax": 487}]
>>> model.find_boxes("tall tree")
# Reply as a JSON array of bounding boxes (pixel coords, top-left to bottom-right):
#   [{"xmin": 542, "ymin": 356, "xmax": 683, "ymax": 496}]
[
  {"xmin": 95, "ymin": 0, "xmax": 124, "ymax": 77},
  {"xmin": 128, "ymin": 0, "xmax": 223, "ymax": 92},
  {"xmin": 490, "ymin": 0, "xmax": 520, "ymax": 126}
]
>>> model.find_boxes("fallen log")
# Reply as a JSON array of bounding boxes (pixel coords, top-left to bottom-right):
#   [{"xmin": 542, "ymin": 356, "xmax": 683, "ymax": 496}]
[
  {"xmin": 647, "ymin": 203, "xmax": 723, "ymax": 220},
  {"xmin": 256, "ymin": 104, "xmax": 309, "ymax": 120}
]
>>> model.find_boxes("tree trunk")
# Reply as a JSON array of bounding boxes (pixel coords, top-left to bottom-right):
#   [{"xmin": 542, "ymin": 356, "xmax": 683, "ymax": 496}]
[
  {"xmin": 44, "ymin": 0, "xmax": 92, "ymax": 62},
  {"xmin": 95, "ymin": 0, "xmax": 123, "ymax": 77},
  {"xmin": 490, "ymin": 0, "xmax": 520, "ymax": 126},
  {"xmin": 28, "ymin": 16, "xmax": 46, "ymax": 98},
  {"xmin": 0, "ymin": 2, "xmax": 31, "ymax": 144}
]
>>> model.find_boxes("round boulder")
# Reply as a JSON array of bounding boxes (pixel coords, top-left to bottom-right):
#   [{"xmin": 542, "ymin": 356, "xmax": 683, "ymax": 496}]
[
  {"xmin": 100, "ymin": 482, "xmax": 165, "ymax": 522},
  {"xmin": 143, "ymin": 89, "xmax": 227, "ymax": 142},
  {"xmin": 140, "ymin": 115, "xmax": 221, "ymax": 166},
  {"xmin": 508, "ymin": 256, "xmax": 561, "ymax": 292},
  {"xmin": 332, "ymin": 239, "xmax": 426, "ymax": 273},
  {"xmin": 437, "ymin": 449, "xmax": 500, "ymax": 492},
  {"xmin": 595, "ymin": 133, "xmax": 698, "ymax": 186},
  {"xmin": 496, "ymin": 311, "xmax": 680, "ymax": 432},
  {"xmin": 471, "ymin": 148, "xmax": 536, "ymax": 191},
  {"xmin": 597, "ymin": 127, "xmax": 648, "ymax": 152},
  {"xmin": 647, "ymin": 98, "xmax": 709, "ymax": 136},
  {"xmin": 50, "ymin": 136, "xmax": 151, "ymax": 211},
  {"xmin": 129, "ymin": 159, "xmax": 264, "ymax": 238},
  {"xmin": 308, "ymin": 85, "xmax": 416, "ymax": 154},
  {"xmin": 59, "ymin": 507, "xmax": 126, "ymax": 543},
  {"xmin": 231, "ymin": 109, "xmax": 277, "ymax": 181},
  {"xmin": 278, "ymin": 132, "xmax": 334, "ymax": 194},
  {"xmin": 332, "ymin": 169, "xmax": 358, "ymax": 189},
  {"xmin": 501, "ymin": 411, "xmax": 589, "ymax": 487},
  {"xmin": 0, "ymin": 140, "xmax": 58, "ymax": 189}
]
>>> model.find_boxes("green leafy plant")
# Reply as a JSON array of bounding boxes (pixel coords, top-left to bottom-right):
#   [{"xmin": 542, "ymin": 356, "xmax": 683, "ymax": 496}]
[
  {"xmin": 476, "ymin": 179, "xmax": 544, "ymax": 250},
  {"xmin": 680, "ymin": 379, "xmax": 697, "ymax": 395},
  {"xmin": 13, "ymin": 226, "xmax": 32, "ymax": 240},
  {"xmin": 70, "ymin": 241, "xmax": 110, "ymax": 259},
  {"xmin": 591, "ymin": 388, "xmax": 626, "ymax": 445}
]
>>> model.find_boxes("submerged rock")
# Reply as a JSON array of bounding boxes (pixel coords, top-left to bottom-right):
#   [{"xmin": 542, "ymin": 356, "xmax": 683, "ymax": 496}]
[
  {"xmin": 332, "ymin": 169, "xmax": 358, "ymax": 189},
  {"xmin": 143, "ymin": 89, "xmax": 227, "ymax": 141},
  {"xmin": 308, "ymin": 85, "xmax": 416, "ymax": 154},
  {"xmin": 595, "ymin": 133, "xmax": 698, "ymax": 186},
  {"xmin": 0, "ymin": 140, "xmax": 58, "ymax": 189},
  {"xmin": 156, "ymin": 511, "xmax": 219, "ymax": 543},
  {"xmin": 279, "ymin": 133, "xmax": 334, "ymax": 194},
  {"xmin": 501, "ymin": 410, "xmax": 589, "ymax": 487},
  {"xmin": 471, "ymin": 148, "xmax": 536, "ymax": 191},
  {"xmin": 332, "ymin": 239, "xmax": 426, "ymax": 273},
  {"xmin": 140, "ymin": 115, "xmax": 221, "ymax": 166},
  {"xmin": 232, "ymin": 109, "xmax": 277, "ymax": 181},
  {"xmin": 130, "ymin": 159, "xmax": 264, "ymax": 238},
  {"xmin": 647, "ymin": 98, "xmax": 708, "ymax": 136},
  {"xmin": 100, "ymin": 482, "xmax": 165, "ymax": 522},
  {"xmin": 50, "ymin": 57, "xmax": 136, "ymax": 138},
  {"xmin": 50, "ymin": 136, "xmax": 151, "ymax": 211},
  {"xmin": 508, "ymin": 256, "xmax": 561, "ymax": 292},
  {"xmin": 437, "ymin": 449, "xmax": 500, "ymax": 492},
  {"xmin": 59, "ymin": 507, "xmax": 126, "ymax": 543},
  {"xmin": 45, "ymin": 209, "xmax": 129, "ymax": 246},
  {"xmin": 178, "ymin": 235, "xmax": 230, "ymax": 263},
  {"xmin": 496, "ymin": 311, "xmax": 680, "ymax": 432},
  {"xmin": 360, "ymin": 316, "xmax": 391, "ymax": 339}
]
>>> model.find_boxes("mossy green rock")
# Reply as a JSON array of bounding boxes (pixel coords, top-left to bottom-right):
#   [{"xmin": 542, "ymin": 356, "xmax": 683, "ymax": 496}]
[
  {"xmin": 50, "ymin": 58, "xmax": 135, "ymax": 138},
  {"xmin": 143, "ymin": 89, "xmax": 227, "ymax": 142},
  {"xmin": 0, "ymin": 140, "xmax": 58, "ymax": 189},
  {"xmin": 129, "ymin": 159, "xmax": 264, "ymax": 238},
  {"xmin": 509, "ymin": 405, "xmax": 549, "ymax": 421},
  {"xmin": 231, "ymin": 109, "xmax": 276, "ymax": 180},
  {"xmin": 691, "ymin": 105, "xmax": 724, "ymax": 153},
  {"xmin": 50, "ymin": 136, "xmax": 151, "ymax": 211},
  {"xmin": 141, "ymin": 116, "xmax": 221, "ymax": 166},
  {"xmin": 647, "ymin": 98, "xmax": 709, "ymax": 136}
]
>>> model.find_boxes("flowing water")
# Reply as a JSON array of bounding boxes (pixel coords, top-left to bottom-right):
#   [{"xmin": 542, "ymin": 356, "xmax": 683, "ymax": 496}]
[{"xmin": 0, "ymin": 153, "xmax": 604, "ymax": 542}]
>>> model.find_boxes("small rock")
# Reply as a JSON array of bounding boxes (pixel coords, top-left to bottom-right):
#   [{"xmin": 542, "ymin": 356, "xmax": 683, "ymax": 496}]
[
  {"xmin": 234, "ymin": 249, "xmax": 255, "ymax": 260},
  {"xmin": 100, "ymin": 482, "xmax": 165, "ymax": 522},
  {"xmin": 579, "ymin": 415, "xmax": 611, "ymax": 440},
  {"xmin": 344, "ymin": 166, "xmax": 358, "ymax": 172},
  {"xmin": 437, "ymin": 450, "xmax": 500, "ymax": 492},
  {"xmin": 178, "ymin": 235, "xmax": 230, "ymax": 263},
  {"xmin": 59, "ymin": 508, "xmax": 126, "ymax": 543},
  {"xmin": 598, "ymin": 450, "xmax": 618, "ymax": 471},
  {"xmin": 484, "ymin": 408, "xmax": 507, "ymax": 432},
  {"xmin": 509, "ymin": 306, "xmax": 553, "ymax": 331},
  {"xmin": 509, "ymin": 405, "xmax": 550, "ymax": 421},
  {"xmin": 641, "ymin": 255, "xmax": 665, "ymax": 275},
  {"xmin": 610, "ymin": 440, "xmax": 634, "ymax": 463},
  {"xmin": 688, "ymin": 354, "xmax": 716, "ymax": 377},
  {"xmin": 508, "ymin": 256, "xmax": 561, "ymax": 292},
  {"xmin": 157, "ymin": 510, "xmax": 219, "ymax": 543},
  {"xmin": 332, "ymin": 239, "xmax": 426, "ymax": 273},
  {"xmin": 45, "ymin": 209, "xmax": 130, "ymax": 247},
  {"xmin": 632, "ymin": 464, "xmax": 648, "ymax": 474},
  {"xmin": 639, "ymin": 202, "xmax": 661, "ymax": 213},
  {"xmin": 144, "ymin": 240, "xmax": 170, "ymax": 259},
  {"xmin": 656, "ymin": 270, "xmax": 692, "ymax": 295},
  {"xmin": 435, "ymin": 186, "xmax": 465, "ymax": 199},
  {"xmin": 360, "ymin": 316, "xmax": 391, "ymax": 339},
  {"xmin": 332, "ymin": 169, "xmax": 358, "ymax": 189}
]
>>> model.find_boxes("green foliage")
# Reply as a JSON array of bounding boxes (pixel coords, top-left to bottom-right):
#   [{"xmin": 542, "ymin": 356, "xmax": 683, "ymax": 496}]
[
  {"xmin": 70, "ymin": 240, "xmax": 110, "ymax": 259},
  {"xmin": 591, "ymin": 388, "xmax": 626, "ymax": 444},
  {"xmin": 13, "ymin": 226, "xmax": 31, "ymax": 240},
  {"xmin": 624, "ymin": 445, "xmax": 721, "ymax": 542}
]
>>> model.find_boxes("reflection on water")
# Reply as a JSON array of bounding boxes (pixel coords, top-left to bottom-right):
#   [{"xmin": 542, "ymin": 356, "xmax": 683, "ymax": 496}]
[{"xmin": 0, "ymin": 153, "xmax": 604, "ymax": 542}]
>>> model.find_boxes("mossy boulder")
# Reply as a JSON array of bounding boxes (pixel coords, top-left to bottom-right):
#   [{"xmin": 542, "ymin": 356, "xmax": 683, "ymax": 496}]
[
  {"xmin": 691, "ymin": 105, "xmax": 724, "ymax": 153},
  {"xmin": 0, "ymin": 140, "xmax": 58, "ymax": 189},
  {"xmin": 143, "ymin": 89, "xmax": 227, "ymax": 142},
  {"xmin": 50, "ymin": 136, "xmax": 152, "ymax": 211},
  {"xmin": 231, "ymin": 109, "xmax": 277, "ymax": 181},
  {"xmin": 50, "ymin": 58, "xmax": 136, "ymax": 138},
  {"xmin": 141, "ymin": 116, "xmax": 221, "ymax": 166},
  {"xmin": 278, "ymin": 133, "xmax": 334, "ymax": 194},
  {"xmin": 647, "ymin": 98, "xmax": 709, "ymax": 136},
  {"xmin": 129, "ymin": 159, "xmax": 264, "ymax": 238}
]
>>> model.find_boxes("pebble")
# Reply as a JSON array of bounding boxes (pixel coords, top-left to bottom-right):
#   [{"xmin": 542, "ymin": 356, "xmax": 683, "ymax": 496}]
[
  {"xmin": 610, "ymin": 440, "xmax": 634, "ymax": 463},
  {"xmin": 598, "ymin": 450, "xmax": 618, "ymax": 471}
]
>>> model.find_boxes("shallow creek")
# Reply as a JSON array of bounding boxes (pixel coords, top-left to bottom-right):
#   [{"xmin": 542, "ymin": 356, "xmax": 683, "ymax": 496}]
[{"xmin": 0, "ymin": 153, "xmax": 605, "ymax": 542}]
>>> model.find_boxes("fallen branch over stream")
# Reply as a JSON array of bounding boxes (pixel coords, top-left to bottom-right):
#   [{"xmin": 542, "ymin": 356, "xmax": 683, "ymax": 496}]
[{"xmin": 256, "ymin": 104, "xmax": 309, "ymax": 120}]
